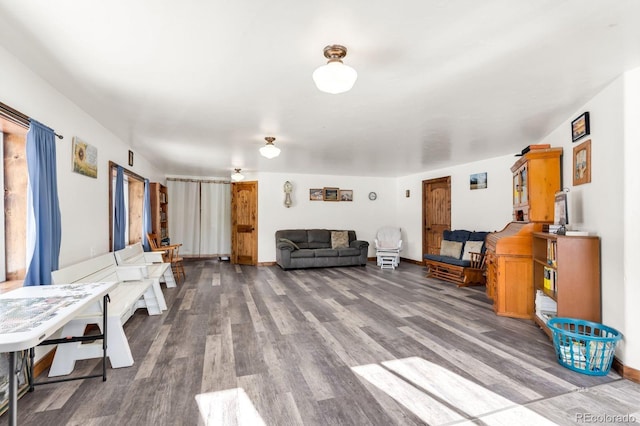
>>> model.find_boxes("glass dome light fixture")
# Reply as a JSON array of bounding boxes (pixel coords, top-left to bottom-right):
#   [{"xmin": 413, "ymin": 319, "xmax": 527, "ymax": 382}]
[
  {"xmin": 231, "ymin": 168, "xmax": 244, "ymax": 182},
  {"xmin": 259, "ymin": 136, "xmax": 281, "ymax": 159},
  {"xmin": 312, "ymin": 44, "xmax": 357, "ymax": 94}
]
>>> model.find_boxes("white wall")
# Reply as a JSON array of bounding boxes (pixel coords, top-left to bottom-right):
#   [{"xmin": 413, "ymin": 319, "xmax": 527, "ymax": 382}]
[
  {"xmin": 396, "ymin": 155, "xmax": 515, "ymax": 261},
  {"xmin": 623, "ymin": 68, "xmax": 640, "ymax": 370},
  {"xmin": 255, "ymin": 171, "xmax": 396, "ymax": 262},
  {"xmin": 536, "ymin": 74, "xmax": 631, "ymax": 366},
  {"xmin": 0, "ymin": 46, "xmax": 164, "ymax": 267}
]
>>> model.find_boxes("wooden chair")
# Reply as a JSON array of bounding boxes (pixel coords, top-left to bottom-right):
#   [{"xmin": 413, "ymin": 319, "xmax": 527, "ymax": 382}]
[
  {"xmin": 147, "ymin": 233, "xmax": 185, "ymax": 283},
  {"xmin": 461, "ymin": 251, "xmax": 486, "ymax": 287}
]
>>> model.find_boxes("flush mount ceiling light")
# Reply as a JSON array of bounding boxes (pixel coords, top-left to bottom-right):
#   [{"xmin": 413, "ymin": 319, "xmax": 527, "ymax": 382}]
[
  {"xmin": 259, "ymin": 136, "xmax": 280, "ymax": 159},
  {"xmin": 312, "ymin": 44, "xmax": 357, "ymax": 94},
  {"xmin": 231, "ymin": 168, "xmax": 244, "ymax": 182}
]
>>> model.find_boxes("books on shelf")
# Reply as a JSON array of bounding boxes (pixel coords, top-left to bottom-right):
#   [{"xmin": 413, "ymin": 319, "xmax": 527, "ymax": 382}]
[
  {"xmin": 535, "ymin": 290, "xmax": 557, "ymax": 324},
  {"xmin": 546, "ymin": 240, "xmax": 557, "ymax": 267},
  {"xmin": 543, "ymin": 266, "xmax": 557, "ymax": 291}
]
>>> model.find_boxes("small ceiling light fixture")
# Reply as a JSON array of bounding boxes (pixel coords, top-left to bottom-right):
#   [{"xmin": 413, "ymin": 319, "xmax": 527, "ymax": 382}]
[
  {"xmin": 312, "ymin": 44, "xmax": 357, "ymax": 94},
  {"xmin": 231, "ymin": 168, "xmax": 244, "ymax": 182},
  {"xmin": 259, "ymin": 136, "xmax": 280, "ymax": 159}
]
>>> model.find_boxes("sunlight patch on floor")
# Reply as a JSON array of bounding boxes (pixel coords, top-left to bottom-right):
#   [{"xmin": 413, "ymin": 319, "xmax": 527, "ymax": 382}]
[
  {"xmin": 195, "ymin": 388, "xmax": 266, "ymax": 426},
  {"xmin": 354, "ymin": 357, "xmax": 557, "ymax": 425}
]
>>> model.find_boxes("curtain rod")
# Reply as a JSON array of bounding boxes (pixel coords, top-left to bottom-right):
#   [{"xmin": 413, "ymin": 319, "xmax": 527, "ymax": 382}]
[
  {"xmin": 0, "ymin": 101, "xmax": 64, "ymax": 140},
  {"xmin": 167, "ymin": 177, "xmax": 230, "ymax": 184}
]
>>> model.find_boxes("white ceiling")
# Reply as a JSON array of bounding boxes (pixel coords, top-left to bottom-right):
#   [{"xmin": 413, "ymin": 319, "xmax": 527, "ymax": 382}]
[{"xmin": 1, "ymin": 1, "xmax": 639, "ymax": 178}]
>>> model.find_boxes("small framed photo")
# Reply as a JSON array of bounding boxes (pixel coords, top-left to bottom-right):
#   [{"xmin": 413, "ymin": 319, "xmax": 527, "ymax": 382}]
[
  {"xmin": 339, "ymin": 189, "xmax": 353, "ymax": 201},
  {"xmin": 309, "ymin": 188, "xmax": 323, "ymax": 201},
  {"xmin": 573, "ymin": 139, "xmax": 591, "ymax": 186},
  {"xmin": 323, "ymin": 187, "xmax": 339, "ymax": 201},
  {"xmin": 470, "ymin": 172, "xmax": 487, "ymax": 190},
  {"xmin": 571, "ymin": 112, "xmax": 590, "ymax": 142}
]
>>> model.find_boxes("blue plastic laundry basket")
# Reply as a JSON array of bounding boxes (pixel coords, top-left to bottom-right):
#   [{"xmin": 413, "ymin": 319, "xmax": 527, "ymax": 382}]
[{"xmin": 547, "ymin": 317, "xmax": 621, "ymax": 376}]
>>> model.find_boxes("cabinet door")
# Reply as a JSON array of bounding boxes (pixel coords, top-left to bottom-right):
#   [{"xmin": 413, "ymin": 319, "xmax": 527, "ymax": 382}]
[
  {"xmin": 495, "ymin": 255, "xmax": 533, "ymax": 319},
  {"xmin": 520, "ymin": 165, "xmax": 528, "ymax": 205}
]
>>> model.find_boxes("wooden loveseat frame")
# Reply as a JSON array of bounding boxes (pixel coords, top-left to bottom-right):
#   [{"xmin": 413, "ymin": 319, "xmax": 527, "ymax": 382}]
[{"xmin": 423, "ymin": 230, "xmax": 488, "ymax": 287}]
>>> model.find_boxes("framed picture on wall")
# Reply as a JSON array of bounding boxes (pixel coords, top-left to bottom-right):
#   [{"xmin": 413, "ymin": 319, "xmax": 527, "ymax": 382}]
[
  {"xmin": 571, "ymin": 112, "xmax": 590, "ymax": 142},
  {"xmin": 470, "ymin": 172, "xmax": 487, "ymax": 190},
  {"xmin": 72, "ymin": 137, "xmax": 98, "ymax": 178},
  {"xmin": 339, "ymin": 189, "xmax": 353, "ymax": 201},
  {"xmin": 573, "ymin": 139, "xmax": 591, "ymax": 185},
  {"xmin": 323, "ymin": 187, "xmax": 339, "ymax": 201},
  {"xmin": 309, "ymin": 188, "xmax": 323, "ymax": 201}
]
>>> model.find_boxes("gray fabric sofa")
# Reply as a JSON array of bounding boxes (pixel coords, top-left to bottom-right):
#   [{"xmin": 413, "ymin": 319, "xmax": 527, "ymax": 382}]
[{"xmin": 275, "ymin": 229, "xmax": 369, "ymax": 270}]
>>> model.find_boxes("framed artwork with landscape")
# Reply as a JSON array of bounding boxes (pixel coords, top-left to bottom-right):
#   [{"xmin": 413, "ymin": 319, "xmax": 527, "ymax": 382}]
[
  {"xmin": 323, "ymin": 187, "xmax": 339, "ymax": 201},
  {"xmin": 309, "ymin": 188, "xmax": 323, "ymax": 201},
  {"xmin": 571, "ymin": 112, "xmax": 590, "ymax": 142}
]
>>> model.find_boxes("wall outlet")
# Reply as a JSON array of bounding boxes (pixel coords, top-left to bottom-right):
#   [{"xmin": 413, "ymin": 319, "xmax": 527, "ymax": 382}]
[{"xmin": 90, "ymin": 247, "xmax": 96, "ymax": 257}]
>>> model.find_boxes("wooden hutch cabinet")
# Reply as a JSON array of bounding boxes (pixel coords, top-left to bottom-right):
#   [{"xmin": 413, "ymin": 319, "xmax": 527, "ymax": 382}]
[
  {"xmin": 511, "ymin": 148, "xmax": 562, "ymax": 223},
  {"xmin": 486, "ymin": 147, "xmax": 562, "ymax": 318},
  {"xmin": 532, "ymin": 232, "xmax": 601, "ymax": 338},
  {"xmin": 150, "ymin": 182, "xmax": 169, "ymax": 245}
]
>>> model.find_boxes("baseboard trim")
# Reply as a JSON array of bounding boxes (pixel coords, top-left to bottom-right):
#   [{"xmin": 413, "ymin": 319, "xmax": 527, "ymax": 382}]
[
  {"xmin": 612, "ymin": 357, "xmax": 640, "ymax": 383},
  {"xmin": 258, "ymin": 261, "xmax": 277, "ymax": 266},
  {"xmin": 367, "ymin": 257, "xmax": 423, "ymax": 266},
  {"xmin": 33, "ymin": 348, "xmax": 56, "ymax": 379}
]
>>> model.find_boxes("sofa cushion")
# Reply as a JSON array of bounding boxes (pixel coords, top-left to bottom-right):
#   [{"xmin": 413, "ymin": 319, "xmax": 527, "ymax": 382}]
[
  {"xmin": 424, "ymin": 254, "xmax": 471, "ymax": 267},
  {"xmin": 338, "ymin": 247, "xmax": 361, "ymax": 257},
  {"xmin": 462, "ymin": 241, "xmax": 484, "ymax": 261},
  {"xmin": 440, "ymin": 240, "xmax": 463, "ymax": 258},
  {"xmin": 315, "ymin": 248, "xmax": 339, "ymax": 257},
  {"xmin": 278, "ymin": 238, "xmax": 300, "ymax": 250},
  {"xmin": 443, "ymin": 229, "xmax": 471, "ymax": 243},
  {"xmin": 331, "ymin": 231, "xmax": 349, "ymax": 249},
  {"xmin": 290, "ymin": 249, "xmax": 316, "ymax": 258},
  {"xmin": 469, "ymin": 231, "xmax": 489, "ymax": 241},
  {"xmin": 307, "ymin": 229, "xmax": 331, "ymax": 249},
  {"xmin": 276, "ymin": 229, "xmax": 309, "ymax": 249}
]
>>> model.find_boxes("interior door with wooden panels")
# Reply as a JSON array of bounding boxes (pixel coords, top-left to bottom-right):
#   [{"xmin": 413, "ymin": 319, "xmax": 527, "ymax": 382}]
[
  {"xmin": 231, "ymin": 181, "xmax": 258, "ymax": 265},
  {"xmin": 422, "ymin": 177, "xmax": 451, "ymax": 257}
]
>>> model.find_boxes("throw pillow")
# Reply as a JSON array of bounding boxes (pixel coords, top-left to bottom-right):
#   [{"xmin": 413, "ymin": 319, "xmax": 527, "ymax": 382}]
[
  {"xmin": 440, "ymin": 240, "xmax": 463, "ymax": 259},
  {"xmin": 462, "ymin": 241, "xmax": 484, "ymax": 261},
  {"xmin": 279, "ymin": 238, "xmax": 300, "ymax": 250},
  {"xmin": 331, "ymin": 231, "xmax": 349, "ymax": 249}
]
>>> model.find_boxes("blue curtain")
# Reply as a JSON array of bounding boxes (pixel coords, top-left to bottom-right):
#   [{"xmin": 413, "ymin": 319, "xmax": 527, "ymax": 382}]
[
  {"xmin": 114, "ymin": 166, "xmax": 126, "ymax": 250},
  {"xmin": 24, "ymin": 120, "xmax": 62, "ymax": 286},
  {"xmin": 142, "ymin": 179, "xmax": 152, "ymax": 251}
]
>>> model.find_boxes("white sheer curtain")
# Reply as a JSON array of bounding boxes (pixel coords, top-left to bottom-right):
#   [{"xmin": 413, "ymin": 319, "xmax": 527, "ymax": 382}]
[
  {"xmin": 167, "ymin": 180, "xmax": 200, "ymax": 255},
  {"xmin": 167, "ymin": 179, "xmax": 231, "ymax": 257},
  {"xmin": 200, "ymin": 182, "xmax": 231, "ymax": 256}
]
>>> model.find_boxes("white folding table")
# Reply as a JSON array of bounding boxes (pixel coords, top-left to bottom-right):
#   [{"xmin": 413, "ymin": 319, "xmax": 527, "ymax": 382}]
[{"xmin": 0, "ymin": 282, "xmax": 116, "ymax": 426}]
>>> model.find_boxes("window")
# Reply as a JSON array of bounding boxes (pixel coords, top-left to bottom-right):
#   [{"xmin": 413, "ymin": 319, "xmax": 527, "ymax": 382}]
[
  {"xmin": 0, "ymin": 115, "xmax": 28, "ymax": 289},
  {"xmin": 108, "ymin": 161, "xmax": 145, "ymax": 251}
]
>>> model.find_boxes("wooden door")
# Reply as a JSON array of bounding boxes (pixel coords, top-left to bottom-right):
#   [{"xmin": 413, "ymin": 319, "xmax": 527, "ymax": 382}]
[
  {"xmin": 422, "ymin": 177, "xmax": 451, "ymax": 257},
  {"xmin": 231, "ymin": 181, "xmax": 258, "ymax": 265}
]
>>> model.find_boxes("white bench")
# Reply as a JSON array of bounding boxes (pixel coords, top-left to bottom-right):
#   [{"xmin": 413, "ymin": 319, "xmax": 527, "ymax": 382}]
[
  {"xmin": 48, "ymin": 253, "xmax": 163, "ymax": 376},
  {"xmin": 114, "ymin": 242, "xmax": 176, "ymax": 288}
]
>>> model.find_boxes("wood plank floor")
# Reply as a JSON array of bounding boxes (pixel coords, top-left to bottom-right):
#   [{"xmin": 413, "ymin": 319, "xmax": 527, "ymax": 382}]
[{"xmin": 6, "ymin": 260, "xmax": 640, "ymax": 425}]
